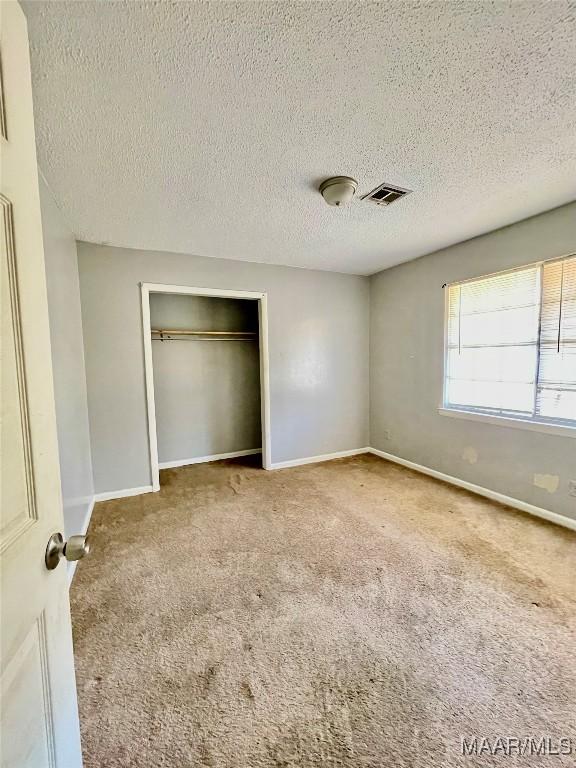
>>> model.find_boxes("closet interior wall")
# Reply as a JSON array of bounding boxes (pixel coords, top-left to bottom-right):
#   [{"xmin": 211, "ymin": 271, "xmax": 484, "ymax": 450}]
[{"xmin": 150, "ymin": 293, "xmax": 262, "ymax": 468}]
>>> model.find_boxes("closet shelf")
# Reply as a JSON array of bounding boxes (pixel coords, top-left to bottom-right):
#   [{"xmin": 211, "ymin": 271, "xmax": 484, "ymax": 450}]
[{"xmin": 151, "ymin": 329, "xmax": 257, "ymax": 341}]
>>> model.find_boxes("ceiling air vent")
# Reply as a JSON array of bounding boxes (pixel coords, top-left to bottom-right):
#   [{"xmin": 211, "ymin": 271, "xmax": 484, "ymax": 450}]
[{"xmin": 362, "ymin": 182, "xmax": 411, "ymax": 207}]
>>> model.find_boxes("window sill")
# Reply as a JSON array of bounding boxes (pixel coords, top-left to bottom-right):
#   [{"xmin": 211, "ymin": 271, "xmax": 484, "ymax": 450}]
[{"xmin": 438, "ymin": 407, "xmax": 576, "ymax": 439}]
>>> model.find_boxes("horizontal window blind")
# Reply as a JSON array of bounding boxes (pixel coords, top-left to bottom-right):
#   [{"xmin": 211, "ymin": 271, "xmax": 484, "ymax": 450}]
[
  {"xmin": 445, "ymin": 266, "xmax": 541, "ymax": 416},
  {"xmin": 536, "ymin": 256, "xmax": 576, "ymax": 422},
  {"xmin": 444, "ymin": 255, "xmax": 576, "ymax": 427}
]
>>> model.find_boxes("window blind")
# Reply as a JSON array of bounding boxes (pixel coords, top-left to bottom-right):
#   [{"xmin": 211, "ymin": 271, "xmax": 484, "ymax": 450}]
[
  {"xmin": 536, "ymin": 256, "xmax": 576, "ymax": 423},
  {"xmin": 444, "ymin": 255, "xmax": 576, "ymax": 426},
  {"xmin": 445, "ymin": 266, "xmax": 541, "ymax": 416}
]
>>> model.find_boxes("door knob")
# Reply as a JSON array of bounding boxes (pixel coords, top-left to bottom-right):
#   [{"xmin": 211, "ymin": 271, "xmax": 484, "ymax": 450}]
[{"xmin": 45, "ymin": 532, "xmax": 90, "ymax": 570}]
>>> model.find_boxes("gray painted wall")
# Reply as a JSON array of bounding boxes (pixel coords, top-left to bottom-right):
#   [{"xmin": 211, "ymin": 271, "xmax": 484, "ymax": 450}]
[
  {"xmin": 40, "ymin": 176, "xmax": 94, "ymax": 536},
  {"xmin": 150, "ymin": 294, "xmax": 261, "ymax": 464},
  {"xmin": 370, "ymin": 202, "xmax": 576, "ymax": 521},
  {"xmin": 77, "ymin": 243, "xmax": 370, "ymax": 493}
]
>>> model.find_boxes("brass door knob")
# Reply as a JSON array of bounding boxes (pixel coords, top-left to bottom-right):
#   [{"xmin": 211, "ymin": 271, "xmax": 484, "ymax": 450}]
[{"xmin": 45, "ymin": 532, "xmax": 90, "ymax": 570}]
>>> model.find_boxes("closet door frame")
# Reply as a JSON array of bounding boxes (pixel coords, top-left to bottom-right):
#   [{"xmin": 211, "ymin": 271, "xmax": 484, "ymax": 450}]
[{"xmin": 140, "ymin": 282, "xmax": 272, "ymax": 490}]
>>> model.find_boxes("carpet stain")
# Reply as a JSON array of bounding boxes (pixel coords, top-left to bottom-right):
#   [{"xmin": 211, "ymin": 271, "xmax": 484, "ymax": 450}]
[
  {"xmin": 71, "ymin": 455, "xmax": 576, "ymax": 768},
  {"xmin": 241, "ymin": 680, "xmax": 255, "ymax": 701}
]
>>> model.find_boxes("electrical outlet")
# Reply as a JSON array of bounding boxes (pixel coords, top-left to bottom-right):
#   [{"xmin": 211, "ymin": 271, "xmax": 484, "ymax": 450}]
[
  {"xmin": 568, "ymin": 480, "xmax": 576, "ymax": 498},
  {"xmin": 382, "ymin": 429, "xmax": 391, "ymax": 440}
]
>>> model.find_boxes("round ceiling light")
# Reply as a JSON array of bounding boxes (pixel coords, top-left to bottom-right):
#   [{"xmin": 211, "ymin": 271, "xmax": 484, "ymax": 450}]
[{"xmin": 319, "ymin": 176, "xmax": 358, "ymax": 207}]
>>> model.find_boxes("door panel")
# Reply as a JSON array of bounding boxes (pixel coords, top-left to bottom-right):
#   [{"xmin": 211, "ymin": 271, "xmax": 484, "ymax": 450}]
[
  {"xmin": 1, "ymin": 616, "xmax": 56, "ymax": 768},
  {"xmin": 1, "ymin": 195, "xmax": 37, "ymax": 551},
  {"xmin": 0, "ymin": 2, "xmax": 83, "ymax": 766}
]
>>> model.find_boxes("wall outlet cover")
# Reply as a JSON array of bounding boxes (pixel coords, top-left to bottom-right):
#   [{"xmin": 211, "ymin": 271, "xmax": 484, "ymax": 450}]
[{"xmin": 568, "ymin": 480, "xmax": 576, "ymax": 498}]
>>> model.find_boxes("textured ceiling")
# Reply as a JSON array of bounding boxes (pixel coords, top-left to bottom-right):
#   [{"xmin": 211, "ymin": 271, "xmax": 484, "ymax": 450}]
[{"xmin": 23, "ymin": 1, "xmax": 576, "ymax": 275}]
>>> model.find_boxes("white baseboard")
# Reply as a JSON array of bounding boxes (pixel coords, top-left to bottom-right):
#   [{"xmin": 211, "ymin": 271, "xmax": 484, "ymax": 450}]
[
  {"xmin": 79, "ymin": 497, "xmax": 95, "ymax": 535},
  {"xmin": 67, "ymin": 495, "xmax": 95, "ymax": 586},
  {"xmin": 88, "ymin": 448, "xmax": 575, "ymax": 536},
  {"xmin": 159, "ymin": 449, "xmax": 261, "ymax": 470},
  {"xmin": 68, "ymin": 562, "xmax": 79, "ymax": 585},
  {"xmin": 63, "ymin": 493, "xmax": 94, "ymax": 509},
  {"xmin": 270, "ymin": 447, "xmax": 370, "ymax": 470},
  {"xmin": 368, "ymin": 448, "xmax": 576, "ymax": 532},
  {"xmin": 94, "ymin": 485, "xmax": 154, "ymax": 502}
]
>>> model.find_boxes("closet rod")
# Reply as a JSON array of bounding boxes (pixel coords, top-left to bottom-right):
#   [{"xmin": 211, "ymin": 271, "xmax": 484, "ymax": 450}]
[
  {"xmin": 152, "ymin": 337, "xmax": 255, "ymax": 342},
  {"xmin": 151, "ymin": 329, "xmax": 256, "ymax": 336}
]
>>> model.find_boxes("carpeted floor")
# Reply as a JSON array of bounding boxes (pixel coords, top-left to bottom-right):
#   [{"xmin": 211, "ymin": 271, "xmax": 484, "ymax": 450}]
[{"xmin": 71, "ymin": 454, "xmax": 576, "ymax": 768}]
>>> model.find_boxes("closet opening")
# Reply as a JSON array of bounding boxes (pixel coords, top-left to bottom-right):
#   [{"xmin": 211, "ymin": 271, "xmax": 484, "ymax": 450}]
[{"xmin": 141, "ymin": 283, "xmax": 271, "ymax": 490}]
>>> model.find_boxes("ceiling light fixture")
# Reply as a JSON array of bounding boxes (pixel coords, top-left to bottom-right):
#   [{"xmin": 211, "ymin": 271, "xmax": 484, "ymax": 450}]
[{"xmin": 319, "ymin": 176, "xmax": 358, "ymax": 207}]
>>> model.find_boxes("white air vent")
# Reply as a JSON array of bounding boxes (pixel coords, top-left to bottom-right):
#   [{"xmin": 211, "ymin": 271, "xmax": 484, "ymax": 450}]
[{"xmin": 362, "ymin": 182, "xmax": 411, "ymax": 206}]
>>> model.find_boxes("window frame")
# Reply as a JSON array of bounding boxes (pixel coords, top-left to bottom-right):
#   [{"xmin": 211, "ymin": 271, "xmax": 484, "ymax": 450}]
[{"xmin": 440, "ymin": 254, "xmax": 576, "ymax": 438}]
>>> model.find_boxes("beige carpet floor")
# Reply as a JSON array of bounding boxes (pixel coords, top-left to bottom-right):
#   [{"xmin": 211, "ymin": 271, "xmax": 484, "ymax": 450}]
[{"xmin": 71, "ymin": 454, "xmax": 576, "ymax": 768}]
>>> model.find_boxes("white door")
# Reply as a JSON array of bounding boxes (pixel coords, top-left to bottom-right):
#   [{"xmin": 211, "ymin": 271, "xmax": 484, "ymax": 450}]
[{"xmin": 1, "ymin": 2, "xmax": 83, "ymax": 766}]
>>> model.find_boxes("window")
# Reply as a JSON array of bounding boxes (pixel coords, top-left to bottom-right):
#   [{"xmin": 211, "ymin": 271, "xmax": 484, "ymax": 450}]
[{"xmin": 443, "ymin": 254, "xmax": 576, "ymax": 430}]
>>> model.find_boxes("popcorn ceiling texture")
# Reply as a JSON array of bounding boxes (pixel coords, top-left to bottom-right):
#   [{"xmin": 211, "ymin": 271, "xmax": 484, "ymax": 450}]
[
  {"xmin": 70, "ymin": 455, "xmax": 576, "ymax": 767},
  {"xmin": 24, "ymin": 1, "xmax": 576, "ymax": 275}
]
